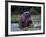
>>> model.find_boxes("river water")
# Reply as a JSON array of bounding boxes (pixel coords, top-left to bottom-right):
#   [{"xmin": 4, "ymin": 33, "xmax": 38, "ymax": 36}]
[{"xmin": 11, "ymin": 22, "xmax": 41, "ymax": 32}]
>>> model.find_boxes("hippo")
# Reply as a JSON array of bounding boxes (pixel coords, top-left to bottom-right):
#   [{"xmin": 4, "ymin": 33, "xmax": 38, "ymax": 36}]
[{"xmin": 19, "ymin": 11, "xmax": 32, "ymax": 28}]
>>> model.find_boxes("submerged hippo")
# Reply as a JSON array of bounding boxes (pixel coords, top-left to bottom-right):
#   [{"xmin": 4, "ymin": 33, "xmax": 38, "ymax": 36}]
[{"xmin": 19, "ymin": 11, "xmax": 32, "ymax": 28}]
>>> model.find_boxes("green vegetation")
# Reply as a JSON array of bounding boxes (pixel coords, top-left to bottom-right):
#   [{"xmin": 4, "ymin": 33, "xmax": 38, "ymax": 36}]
[
  {"xmin": 32, "ymin": 15, "xmax": 41, "ymax": 21},
  {"xmin": 21, "ymin": 27, "xmax": 35, "ymax": 31},
  {"xmin": 11, "ymin": 15, "xmax": 41, "ymax": 23}
]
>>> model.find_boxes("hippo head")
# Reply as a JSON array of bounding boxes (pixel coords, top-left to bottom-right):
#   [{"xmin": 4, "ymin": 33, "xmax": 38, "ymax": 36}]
[{"xmin": 23, "ymin": 11, "xmax": 31, "ymax": 18}]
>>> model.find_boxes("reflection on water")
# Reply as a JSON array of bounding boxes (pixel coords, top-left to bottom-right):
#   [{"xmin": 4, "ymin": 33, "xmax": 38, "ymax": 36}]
[{"xmin": 11, "ymin": 22, "xmax": 41, "ymax": 32}]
